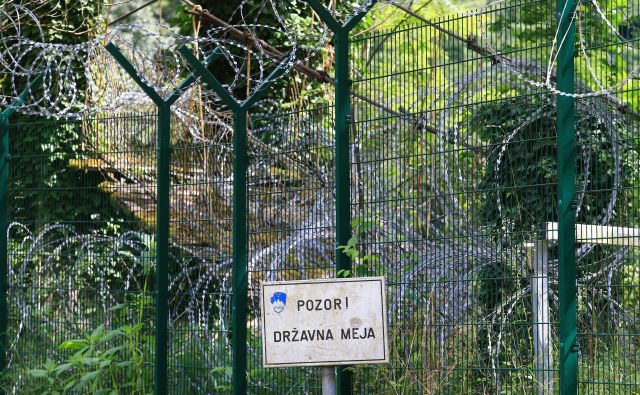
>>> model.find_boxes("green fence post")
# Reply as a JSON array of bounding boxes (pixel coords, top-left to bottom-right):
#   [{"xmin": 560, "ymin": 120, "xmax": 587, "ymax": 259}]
[
  {"xmin": 179, "ymin": 45, "xmax": 288, "ymax": 395},
  {"xmin": 334, "ymin": 28, "xmax": 351, "ymax": 281},
  {"xmin": 556, "ymin": 0, "xmax": 577, "ymax": 392},
  {"xmin": 0, "ymin": 113, "xmax": 6, "ymax": 389},
  {"xmin": 231, "ymin": 108, "xmax": 249, "ymax": 395},
  {"xmin": 106, "ymin": 43, "xmax": 211, "ymax": 395},
  {"xmin": 0, "ymin": 75, "xmax": 44, "ymax": 389},
  {"xmin": 155, "ymin": 102, "xmax": 171, "ymax": 395},
  {"xmin": 302, "ymin": 2, "xmax": 375, "ymax": 393}
]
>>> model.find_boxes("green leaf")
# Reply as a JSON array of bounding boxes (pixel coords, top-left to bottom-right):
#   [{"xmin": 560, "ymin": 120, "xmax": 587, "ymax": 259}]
[
  {"xmin": 53, "ymin": 363, "xmax": 74, "ymax": 376},
  {"xmin": 98, "ymin": 329, "xmax": 123, "ymax": 344},
  {"xmin": 363, "ymin": 254, "xmax": 379, "ymax": 262},
  {"xmin": 28, "ymin": 369, "xmax": 49, "ymax": 378},
  {"xmin": 107, "ymin": 303, "xmax": 127, "ymax": 312},
  {"xmin": 79, "ymin": 357, "xmax": 100, "ymax": 365},
  {"xmin": 102, "ymin": 345, "xmax": 125, "ymax": 357},
  {"xmin": 99, "ymin": 360, "xmax": 112, "ymax": 368},
  {"xmin": 346, "ymin": 236, "xmax": 358, "ymax": 247},
  {"xmin": 64, "ymin": 379, "xmax": 78, "ymax": 391},
  {"xmin": 90, "ymin": 324, "xmax": 105, "ymax": 341},
  {"xmin": 59, "ymin": 339, "xmax": 87, "ymax": 350},
  {"xmin": 80, "ymin": 370, "xmax": 101, "ymax": 383}
]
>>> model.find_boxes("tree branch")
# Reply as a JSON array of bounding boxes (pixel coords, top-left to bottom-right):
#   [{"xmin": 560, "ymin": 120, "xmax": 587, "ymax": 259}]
[{"xmin": 392, "ymin": 2, "xmax": 640, "ymax": 121}]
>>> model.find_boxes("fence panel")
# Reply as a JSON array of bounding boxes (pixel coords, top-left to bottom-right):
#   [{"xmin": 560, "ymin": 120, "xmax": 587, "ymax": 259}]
[
  {"xmin": 1, "ymin": 1, "xmax": 639, "ymax": 394},
  {"xmin": 4, "ymin": 111, "xmax": 235, "ymax": 394},
  {"xmin": 350, "ymin": 1, "xmax": 559, "ymax": 392},
  {"xmin": 7, "ymin": 114, "xmax": 158, "ymax": 393},
  {"xmin": 574, "ymin": 1, "xmax": 640, "ymax": 389},
  {"xmin": 167, "ymin": 114, "xmax": 234, "ymax": 393},
  {"xmin": 347, "ymin": 0, "xmax": 640, "ymax": 393},
  {"xmin": 247, "ymin": 105, "xmax": 336, "ymax": 393}
]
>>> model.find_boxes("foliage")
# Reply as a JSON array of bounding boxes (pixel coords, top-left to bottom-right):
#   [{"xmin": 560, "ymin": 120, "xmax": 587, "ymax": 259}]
[
  {"xmin": 2, "ymin": 2, "xmax": 133, "ymax": 235},
  {"xmin": 2, "ymin": 0, "xmax": 639, "ymax": 393},
  {"xmin": 2, "ymin": 219, "xmax": 229, "ymax": 393},
  {"xmin": 1, "ymin": 0, "xmax": 102, "ymax": 96},
  {"xmin": 337, "ymin": 216, "xmax": 383, "ymax": 277},
  {"xmin": 19, "ymin": 319, "xmax": 235, "ymax": 394},
  {"xmin": 470, "ymin": 93, "xmax": 637, "ymax": 240},
  {"xmin": 9, "ymin": 120, "xmax": 137, "ymax": 233},
  {"xmin": 171, "ymin": 0, "xmax": 332, "ymax": 105},
  {"xmin": 24, "ymin": 321, "xmax": 151, "ymax": 395}
]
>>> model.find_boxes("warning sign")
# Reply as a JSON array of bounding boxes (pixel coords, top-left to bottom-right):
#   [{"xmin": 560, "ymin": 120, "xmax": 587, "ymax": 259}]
[{"xmin": 260, "ymin": 277, "xmax": 388, "ymax": 367}]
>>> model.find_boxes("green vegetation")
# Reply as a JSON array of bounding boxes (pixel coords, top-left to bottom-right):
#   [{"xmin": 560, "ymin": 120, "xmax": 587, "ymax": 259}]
[{"xmin": 1, "ymin": 0, "xmax": 640, "ymax": 393}]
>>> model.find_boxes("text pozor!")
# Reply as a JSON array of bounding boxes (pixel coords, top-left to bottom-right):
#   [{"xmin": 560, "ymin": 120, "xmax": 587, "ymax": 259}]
[{"xmin": 296, "ymin": 297, "xmax": 349, "ymax": 311}]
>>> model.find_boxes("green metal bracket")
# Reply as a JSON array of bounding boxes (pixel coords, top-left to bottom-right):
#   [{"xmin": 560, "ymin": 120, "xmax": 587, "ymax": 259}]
[
  {"xmin": 302, "ymin": 2, "xmax": 375, "ymax": 394},
  {"xmin": 305, "ymin": 0, "xmax": 374, "ymax": 33},
  {"xmin": 556, "ymin": 0, "xmax": 577, "ymax": 392},
  {"xmin": 0, "ymin": 74, "xmax": 44, "ymax": 390},
  {"xmin": 106, "ymin": 43, "xmax": 215, "ymax": 395},
  {"xmin": 178, "ymin": 44, "xmax": 289, "ymax": 395},
  {"xmin": 178, "ymin": 45, "xmax": 288, "ymax": 111},
  {"xmin": 1, "ymin": 75, "xmax": 44, "ymax": 119}
]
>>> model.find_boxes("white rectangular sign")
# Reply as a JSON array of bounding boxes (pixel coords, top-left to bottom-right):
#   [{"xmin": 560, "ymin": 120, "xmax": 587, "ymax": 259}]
[{"xmin": 260, "ymin": 277, "xmax": 388, "ymax": 367}]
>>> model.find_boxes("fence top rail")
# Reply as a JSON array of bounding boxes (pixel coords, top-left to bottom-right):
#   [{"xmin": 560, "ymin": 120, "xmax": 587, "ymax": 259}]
[{"xmin": 545, "ymin": 221, "xmax": 640, "ymax": 247}]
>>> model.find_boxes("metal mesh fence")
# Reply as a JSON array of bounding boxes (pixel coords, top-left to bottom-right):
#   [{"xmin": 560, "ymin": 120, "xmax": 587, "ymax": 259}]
[
  {"xmin": 349, "ymin": 2, "xmax": 558, "ymax": 392},
  {"xmin": 243, "ymin": 0, "xmax": 637, "ymax": 393},
  {"xmin": 575, "ymin": 0, "xmax": 640, "ymax": 389},
  {"xmin": 1, "ymin": 0, "xmax": 639, "ymax": 394},
  {"xmin": 3, "ymin": 112, "xmax": 234, "ymax": 394},
  {"xmin": 247, "ymin": 105, "xmax": 336, "ymax": 393},
  {"xmin": 6, "ymin": 114, "xmax": 158, "ymax": 393},
  {"xmin": 167, "ymin": 113, "xmax": 234, "ymax": 393}
]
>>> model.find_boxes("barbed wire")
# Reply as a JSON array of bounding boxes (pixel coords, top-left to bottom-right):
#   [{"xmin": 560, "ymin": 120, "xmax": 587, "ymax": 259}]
[
  {"xmin": 0, "ymin": 0, "xmax": 332, "ymax": 118},
  {"xmin": 454, "ymin": 0, "xmax": 639, "ymax": 99},
  {"xmin": 3, "ymin": 2, "xmax": 638, "ymax": 386},
  {"xmin": 1, "ymin": 0, "xmax": 638, "ymax": 118}
]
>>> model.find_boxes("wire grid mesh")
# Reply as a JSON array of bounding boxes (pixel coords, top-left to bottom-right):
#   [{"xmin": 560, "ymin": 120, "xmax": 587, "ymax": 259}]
[
  {"xmin": 6, "ymin": 114, "xmax": 158, "ymax": 393},
  {"xmin": 574, "ymin": 0, "xmax": 640, "ymax": 391},
  {"xmin": 233, "ymin": 0, "xmax": 639, "ymax": 392},
  {"xmin": 4, "ymin": 110, "xmax": 235, "ymax": 393},
  {"xmin": 1, "ymin": 0, "xmax": 639, "ymax": 393},
  {"xmin": 246, "ymin": 105, "xmax": 336, "ymax": 393},
  {"xmin": 349, "ymin": 1, "xmax": 559, "ymax": 392},
  {"xmin": 167, "ymin": 111, "xmax": 234, "ymax": 393}
]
